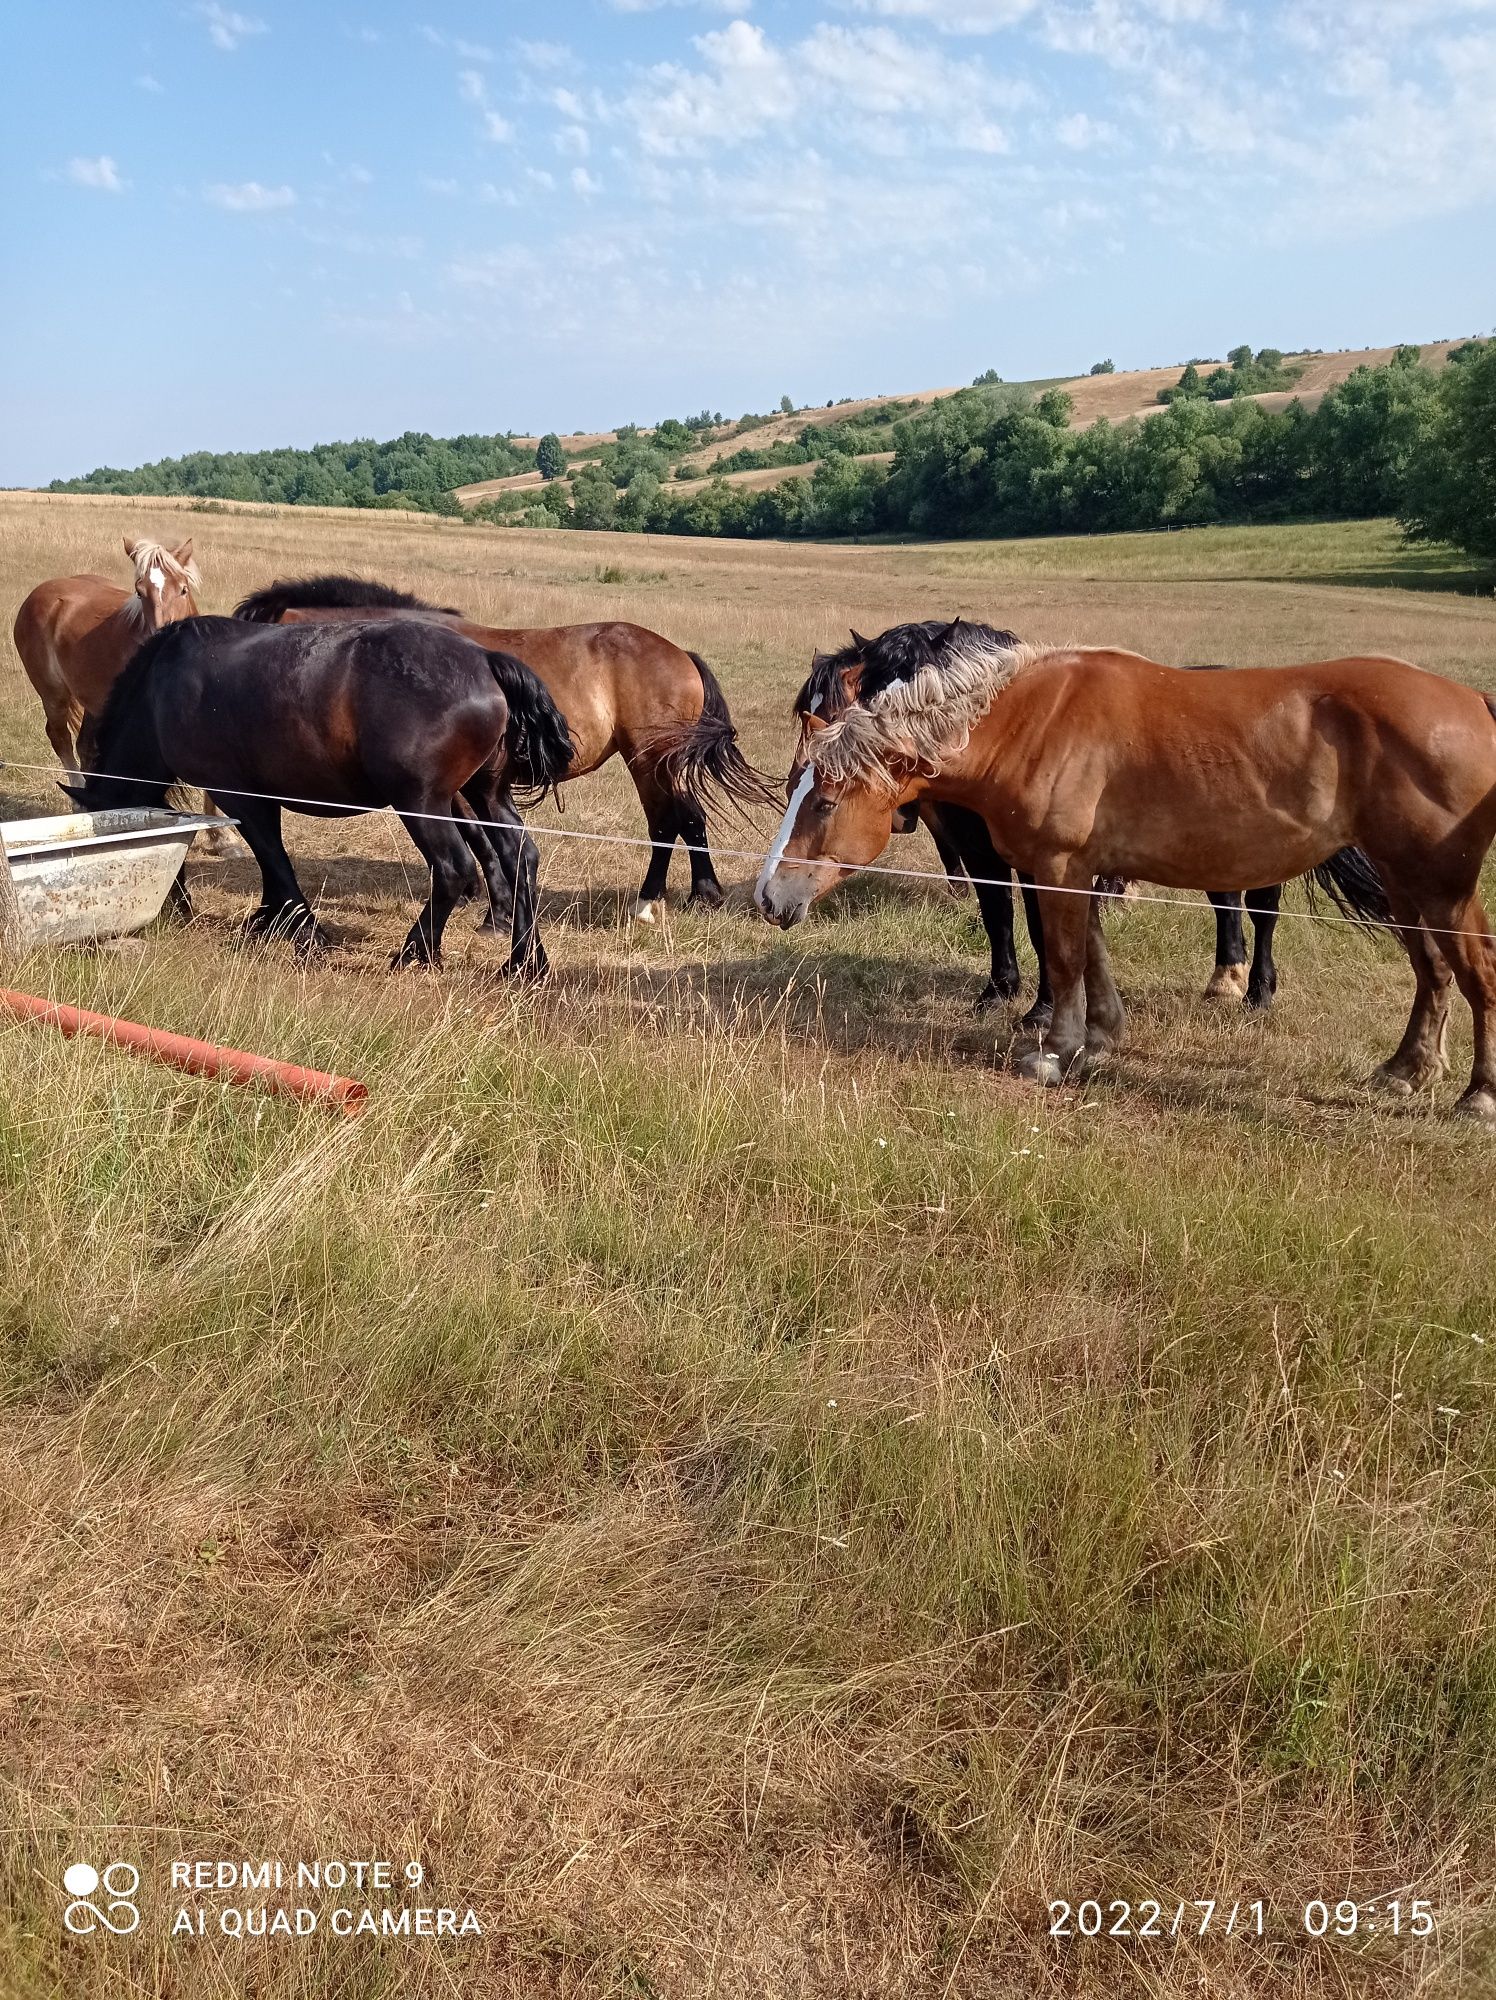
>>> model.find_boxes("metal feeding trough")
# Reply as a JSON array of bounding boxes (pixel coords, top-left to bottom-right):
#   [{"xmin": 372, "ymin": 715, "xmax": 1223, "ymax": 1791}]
[{"xmin": 0, "ymin": 808, "xmax": 230, "ymax": 949}]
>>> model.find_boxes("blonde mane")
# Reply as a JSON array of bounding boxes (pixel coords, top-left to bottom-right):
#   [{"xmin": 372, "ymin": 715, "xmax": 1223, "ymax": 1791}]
[
  {"xmin": 121, "ymin": 540, "xmax": 201, "ymax": 627},
  {"xmin": 809, "ymin": 629, "xmax": 1051, "ymax": 793}
]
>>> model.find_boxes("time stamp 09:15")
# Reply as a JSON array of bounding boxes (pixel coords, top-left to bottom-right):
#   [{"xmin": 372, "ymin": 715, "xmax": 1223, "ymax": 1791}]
[{"xmin": 1048, "ymin": 1897, "xmax": 1437, "ymax": 1942}]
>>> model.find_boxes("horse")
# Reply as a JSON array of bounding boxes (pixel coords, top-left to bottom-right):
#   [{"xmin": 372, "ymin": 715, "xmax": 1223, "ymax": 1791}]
[
  {"xmin": 232, "ymin": 575, "xmax": 776, "ymax": 923},
  {"xmin": 757, "ymin": 619, "xmax": 1496, "ymax": 1123},
  {"xmin": 61, "ymin": 614, "xmax": 574, "ymax": 977},
  {"xmin": 12, "ymin": 537, "xmax": 239, "ymax": 857},
  {"xmin": 789, "ymin": 628, "xmax": 1381, "ymax": 1027}
]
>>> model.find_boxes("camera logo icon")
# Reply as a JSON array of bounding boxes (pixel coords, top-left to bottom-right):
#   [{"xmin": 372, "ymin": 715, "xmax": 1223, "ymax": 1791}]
[{"xmin": 63, "ymin": 1861, "xmax": 140, "ymax": 1935}]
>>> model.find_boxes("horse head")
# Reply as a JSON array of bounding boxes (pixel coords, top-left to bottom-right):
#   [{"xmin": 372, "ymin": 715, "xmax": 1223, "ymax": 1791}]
[{"xmin": 125, "ymin": 537, "xmax": 200, "ymax": 632}]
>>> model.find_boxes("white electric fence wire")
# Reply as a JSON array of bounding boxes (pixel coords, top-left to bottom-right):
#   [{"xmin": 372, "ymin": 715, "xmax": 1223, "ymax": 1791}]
[{"xmin": 1, "ymin": 756, "xmax": 1484, "ymax": 943}]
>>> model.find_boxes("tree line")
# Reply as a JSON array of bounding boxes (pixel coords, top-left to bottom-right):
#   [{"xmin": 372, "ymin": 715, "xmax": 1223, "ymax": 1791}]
[
  {"xmin": 491, "ymin": 342, "xmax": 1490, "ymax": 563},
  {"xmin": 45, "ymin": 344, "xmax": 1496, "ymax": 565}
]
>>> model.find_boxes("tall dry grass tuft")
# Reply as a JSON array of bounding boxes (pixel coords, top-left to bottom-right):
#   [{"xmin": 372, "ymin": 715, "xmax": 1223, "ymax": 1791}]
[{"xmin": 0, "ymin": 494, "xmax": 1493, "ymax": 1997}]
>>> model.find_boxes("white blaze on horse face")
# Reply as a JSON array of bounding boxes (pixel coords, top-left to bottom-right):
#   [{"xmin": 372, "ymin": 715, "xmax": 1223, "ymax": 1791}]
[
  {"xmin": 756, "ymin": 763, "xmax": 817, "ymax": 917},
  {"xmin": 148, "ymin": 566, "xmax": 164, "ymax": 590}
]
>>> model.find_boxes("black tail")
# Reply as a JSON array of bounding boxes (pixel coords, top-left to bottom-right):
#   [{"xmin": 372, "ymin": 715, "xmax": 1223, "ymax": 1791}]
[
  {"xmin": 1307, "ymin": 846, "xmax": 1395, "ymax": 932},
  {"xmin": 233, "ymin": 574, "xmax": 462, "ymax": 622},
  {"xmin": 652, "ymin": 652, "xmax": 780, "ymax": 822},
  {"xmin": 485, "ymin": 650, "xmax": 575, "ymax": 803}
]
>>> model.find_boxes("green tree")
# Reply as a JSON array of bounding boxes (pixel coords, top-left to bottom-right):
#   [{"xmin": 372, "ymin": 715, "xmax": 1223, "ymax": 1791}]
[
  {"xmin": 1401, "ymin": 340, "xmax": 1496, "ymax": 561},
  {"xmin": 1089, "ymin": 359, "xmax": 1115, "ymax": 374},
  {"xmin": 779, "ymin": 394, "xmax": 795, "ymax": 415},
  {"xmin": 536, "ymin": 433, "xmax": 566, "ymax": 481}
]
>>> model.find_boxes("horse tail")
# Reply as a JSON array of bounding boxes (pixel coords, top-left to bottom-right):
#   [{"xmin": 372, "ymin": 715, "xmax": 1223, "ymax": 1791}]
[
  {"xmin": 233, "ymin": 574, "xmax": 460, "ymax": 622},
  {"xmin": 484, "ymin": 649, "xmax": 575, "ymax": 804},
  {"xmin": 1307, "ymin": 846, "xmax": 1395, "ymax": 932},
  {"xmin": 651, "ymin": 651, "xmax": 780, "ymax": 822}
]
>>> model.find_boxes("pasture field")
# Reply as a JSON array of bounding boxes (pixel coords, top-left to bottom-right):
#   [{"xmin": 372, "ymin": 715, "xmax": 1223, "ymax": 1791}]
[{"xmin": 0, "ymin": 493, "xmax": 1494, "ymax": 2000}]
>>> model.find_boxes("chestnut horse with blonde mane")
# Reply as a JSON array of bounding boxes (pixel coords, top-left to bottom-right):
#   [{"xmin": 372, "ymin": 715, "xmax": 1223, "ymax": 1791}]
[
  {"xmin": 14, "ymin": 537, "xmax": 200, "ymax": 770},
  {"xmin": 232, "ymin": 575, "xmax": 775, "ymax": 921},
  {"xmin": 757, "ymin": 619, "xmax": 1496, "ymax": 1123}
]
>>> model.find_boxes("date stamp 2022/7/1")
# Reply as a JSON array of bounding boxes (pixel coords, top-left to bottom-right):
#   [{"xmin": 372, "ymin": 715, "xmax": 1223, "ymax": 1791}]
[{"xmin": 1048, "ymin": 1897, "xmax": 1437, "ymax": 1943}]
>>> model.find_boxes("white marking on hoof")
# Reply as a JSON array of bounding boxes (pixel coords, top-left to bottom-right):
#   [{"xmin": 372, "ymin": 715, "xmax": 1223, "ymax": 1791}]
[
  {"xmin": 1203, "ymin": 963, "xmax": 1250, "ymax": 1002},
  {"xmin": 1017, "ymin": 1049, "xmax": 1066, "ymax": 1088},
  {"xmin": 632, "ymin": 898, "xmax": 662, "ymax": 925},
  {"xmin": 1453, "ymin": 1087, "xmax": 1496, "ymax": 1125}
]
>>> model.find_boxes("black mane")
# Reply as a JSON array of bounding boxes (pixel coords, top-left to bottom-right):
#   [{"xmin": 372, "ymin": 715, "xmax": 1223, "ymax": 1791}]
[
  {"xmin": 233, "ymin": 574, "xmax": 462, "ymax": 623},
  {"xmin": 793, "ymin": 619, "xmax": 1021, "ymax": 720},
  {"xmin": 93, "ymin": 616, "xmax": 220, "ymax": 760}
]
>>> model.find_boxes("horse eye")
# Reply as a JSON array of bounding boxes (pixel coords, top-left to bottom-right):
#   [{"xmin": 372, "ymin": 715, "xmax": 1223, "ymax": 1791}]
[{"xmin": 812, "ymin": 796, "xmax": 836, "ymax": 818}]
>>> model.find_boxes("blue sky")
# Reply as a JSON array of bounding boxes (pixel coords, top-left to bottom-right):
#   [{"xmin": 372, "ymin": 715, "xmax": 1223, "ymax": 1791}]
[{"xmin": 4, "ymin": 0, "xmax": 1494, "ymax": 484}]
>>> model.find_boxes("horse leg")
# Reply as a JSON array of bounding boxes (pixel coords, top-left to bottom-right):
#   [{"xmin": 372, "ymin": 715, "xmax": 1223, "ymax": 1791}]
[
  {"xmin": 1202, "ymin": 891, "xmax": 1250, "ymax": 1001},
  {"xmin": 925, "ymin": 814, "xmax": 971, "ymax": 900},
  {"xmin": 464, "ymin": 778, "xmax": 547, "ymax": 980},
  {"xmin": 1244, "ymin": 885, "xmax": 1282, "ymax": 1010},
  {"xmin": 165, "ymin": 862, "xmax": 193, "ymax": 923},
  {"xmin": 46, "ymin": 706, "xmax": 81, "ymax": 776},
  {"xmin": 1017, "ymin": 873, "xmax": 1052, "ymax": 1032},
  {"xmin": 630, "ymin": 769, "xmax": 678, "ymax": 925},
  {"xmin": 215, "ymin": 795, "xmax": 327, "ymax": 951},
  {"xmin": 922, "ymin": 804, "xmax": 1017, "ymax": 1009},
  {"xmin": 454, "ymin": 791, "xmax": 517, "ymax": 935},
  {"xmin": 391, "ymin": 801, "xmax": 482, "ymax": 969},
  {"xmin": 1083, "ymin": 893, "xmax": 1126, "ymax": 1056},
  {"xmin": 677, "ymin": 801, "xmax": 726, "ymax": 911},
  {"xmin": 198, "ymin": 799, "xmax": 244, "ymax": 860},
  {"xmin": 1412, "ymin": 888, "xmax": 1496, "ymax": 1122},
  {"xmin": 1016, "ymin": 872, "xmax": 1092, "ymax": 1085},
  {"xmin": 1368, "ymin": 879, "xmax": 1453, "ymax": 1095}
]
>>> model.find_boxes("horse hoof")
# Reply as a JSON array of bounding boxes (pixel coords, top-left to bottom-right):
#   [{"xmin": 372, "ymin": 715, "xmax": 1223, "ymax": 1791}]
[
  {"xmin": 1019, "ymin": 1005, "xmax": 1053, "ymax": 1035},
  {"xmin": 1202, "ymin": 964, "xmax": 1250, "ymax": 1002},
  {"xmin": 632, "ymin": 898, "xmax": 663, "ymax": 925},
  {"xmin": 1453, "ymin": 1087, "xmax": 1496, "ymax": 1125},
  {"xmin": 390, "ymin": 946, "xmax": 437, "ymax": 971},
  {"xmin": 686, "ymin": 884, "xmax": 725, "ymax": 912},
  {"xmin": 972, "ymin": 984, "xmax": 1006, "ymax": 1017},
  {"xmin": 1017, "ymin": 1048, "xmax": 1067, "ymax": 1088},
  {"xmin": 1369, "ymin": 1064, "xmax": 1417, "ymax": 1097},
  {"xmin": 199, "ymin": 829, "xmax": 244, "ymax": 860}
]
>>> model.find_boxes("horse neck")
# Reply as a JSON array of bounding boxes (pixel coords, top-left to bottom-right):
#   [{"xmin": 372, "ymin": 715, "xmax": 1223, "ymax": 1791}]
[{"xmin": 93, "ymin": 678, "xmax": 171, "ymax": 794}]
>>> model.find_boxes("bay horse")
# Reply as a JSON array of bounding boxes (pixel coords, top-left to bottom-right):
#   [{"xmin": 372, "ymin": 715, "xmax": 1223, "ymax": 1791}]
[
  {"xmin": 62, "ymin": 615, "xmax": 574, "ymax": 976},
  {"xmin": 233, "ymin": 575, "xmax": 776, "ymax": 923},
  {"xmin": 758, "ymin": 620, "xmax": 1496, "ymax": 1122}
]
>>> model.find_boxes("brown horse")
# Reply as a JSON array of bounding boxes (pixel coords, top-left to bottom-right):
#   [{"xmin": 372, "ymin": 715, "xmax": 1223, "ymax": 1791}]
[
  {"xmin": 756, "ymin": 620, "xmax": 1496, "ymax": 1123},
  {"xmin": 233, "ymin": 576, "xmax": 775, "ymax": 920},
  {"xmin": 13, "ymin": 538, "xmax": 200, "ymax": 769}
]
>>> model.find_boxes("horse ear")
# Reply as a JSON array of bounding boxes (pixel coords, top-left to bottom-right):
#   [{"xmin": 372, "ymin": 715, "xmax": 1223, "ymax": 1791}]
[
  {"xmin": 936, "ymin": 617, "xmax": 962, "ymax": 647},
  {"xmin": 172, "ymin": 538, "xmax": 193, "ymax": 565},
  {"xmin": 123, "ymin": 537, "xmax": 138, "ymax": 561},
  {"xmin": 57, "ymin": 780, "xmax": 87, "ymax": 803},
  {"xmin": 802, "ymin": 711, "xmax": 829, "ymax": 736},
  {"xmin": 849, "ymin": 630, "xmax": 871, "ymax": 654}
]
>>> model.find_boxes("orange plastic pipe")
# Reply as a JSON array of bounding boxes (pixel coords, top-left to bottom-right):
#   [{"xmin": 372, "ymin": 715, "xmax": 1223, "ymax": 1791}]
[{"xmin": 0, "ymin": 988, "xmax": 367, "ymax": 1114}]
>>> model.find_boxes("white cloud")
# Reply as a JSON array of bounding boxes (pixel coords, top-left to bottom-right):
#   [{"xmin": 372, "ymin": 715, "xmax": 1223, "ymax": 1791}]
[
  {"xmin": 635, "ymin": 21, "xmax": 791, "ymax": 154},
  {"xmin": 65, "ymin": 155, "xmax": 126, "ymax": 193},
  {"xmin": 556, "ymin": 123, "xmax": 591, "ymax": 156},
  {"xmin": 517, "ymin": 40, "xmax": 572, "ymax": 68},
  {"xmin": 571, "ymin": 166, "xmax": 603, "ymax": 195},
  {"xmin": 1054, "ymin": 109, "xmax": 1114, "ymax": 146},
  {"xmin": 459, "ymin": 67, "xmax": 515, "ymax": 141},
  {"xmin": 192, "ymin": 2, "xmax": 267, "ymax": 52},
  {"xmin": 842, "ymin": 0, "xmax": 1038, "ymax": 26},
  {"xmin": 422, "ymin": 25, "xmax": 495, "ymax": 60},
  {"xmin": 421, "ymin": 175, "xmax": 461, "ymax": 196},
  {"xmin": 136, "ymin": 72, "xmax": 164, "ymax": 93},
  {"xmin": 205, "ymin": 179, "xmax": 296, "ymax": 211}
]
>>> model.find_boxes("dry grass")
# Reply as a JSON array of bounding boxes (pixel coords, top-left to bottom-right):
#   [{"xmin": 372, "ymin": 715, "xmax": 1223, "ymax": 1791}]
[{"xmin": 0, "ymin": 495, "xmax": 1494, "ymax": 2000}]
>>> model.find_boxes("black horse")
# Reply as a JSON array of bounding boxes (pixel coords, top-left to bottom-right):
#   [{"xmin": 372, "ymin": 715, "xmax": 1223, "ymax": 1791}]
[
  {"xmin": 65, "ymin": 614, "xmax": 574, "ymax": 974},
  {"xmin": 794, "ymin": 627, "xmax": 1387, "ymax": 1024}
]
